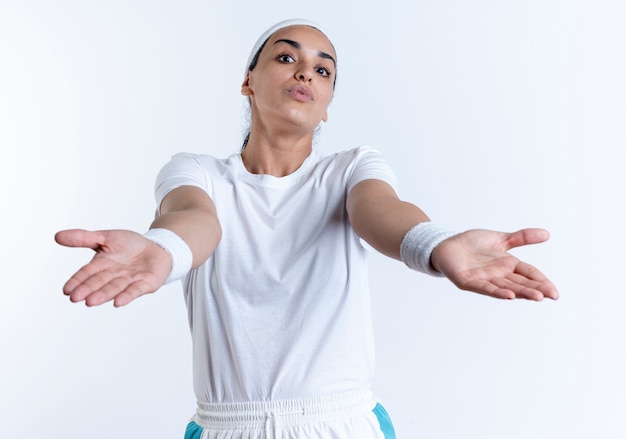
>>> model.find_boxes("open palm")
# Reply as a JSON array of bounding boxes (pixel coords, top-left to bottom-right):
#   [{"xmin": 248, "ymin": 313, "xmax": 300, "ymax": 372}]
[
  {"xmin": 431, "ymin": 228, "xmax": 559, "ymax": 301},
  {"xmin": 55, "ymin": 229, "xmax": 172, "ymax": 307}
]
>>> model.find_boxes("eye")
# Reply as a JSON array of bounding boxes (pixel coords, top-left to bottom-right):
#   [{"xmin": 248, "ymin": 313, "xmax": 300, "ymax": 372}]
[
  {"xmin": 316, "ymin": 66, "xmax": 332, "ymax": 77},
  {"xmin": 277, "ymin": 54, "xmax": 295, "ymax": 63}
]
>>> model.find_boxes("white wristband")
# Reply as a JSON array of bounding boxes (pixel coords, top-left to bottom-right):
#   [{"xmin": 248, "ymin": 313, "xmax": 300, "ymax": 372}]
[
  {"xmin": 143, "ymin": 228, "xmax": 193, "ymax": 284},
  {"xmin": 400, "ymin": 222, "xmax": 457, "ymax": 277}
]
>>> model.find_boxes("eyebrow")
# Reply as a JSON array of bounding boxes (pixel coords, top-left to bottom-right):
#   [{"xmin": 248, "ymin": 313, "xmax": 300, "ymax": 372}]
[{"xmin": 273, "ymin": 38, "xmax": 337, "ymax": 67}]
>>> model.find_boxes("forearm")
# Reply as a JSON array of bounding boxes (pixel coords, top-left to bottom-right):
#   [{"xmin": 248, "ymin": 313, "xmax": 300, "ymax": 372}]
[
  {"xmin": 151, "ymin": 186, "xmax": 222, "ymax": 268},
  {"xmin": 150, "ymin": 208, "xmax": 221, "ymax": 268},
  {"xmin": 355, "ymin": 200, "xmax": 430, "ymax": 259},
  {"xmin": 347, "ymin": 180, "xmax": 430, "ymax": 260}
]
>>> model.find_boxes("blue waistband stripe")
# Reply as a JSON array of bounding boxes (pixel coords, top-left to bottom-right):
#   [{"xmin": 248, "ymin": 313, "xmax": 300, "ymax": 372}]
[
  {"xmin": 184, "ymin": 421, "xmax": 203, "ymax": 439},
  {"xmin": 372, "ymin": 403, "xmax": 397, "ymax": 439}
]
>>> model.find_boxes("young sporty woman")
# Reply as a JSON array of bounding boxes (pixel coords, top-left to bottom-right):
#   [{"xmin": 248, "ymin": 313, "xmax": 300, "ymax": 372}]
[{"xmin": 55, "ymin": 19, "xmax": 558, "ymax": 439}]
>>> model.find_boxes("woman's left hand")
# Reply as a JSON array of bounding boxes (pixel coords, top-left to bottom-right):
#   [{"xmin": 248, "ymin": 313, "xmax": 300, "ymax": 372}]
[{"xmin": 431, "ymin": 228, "xmax": 559, "ymax": 301}]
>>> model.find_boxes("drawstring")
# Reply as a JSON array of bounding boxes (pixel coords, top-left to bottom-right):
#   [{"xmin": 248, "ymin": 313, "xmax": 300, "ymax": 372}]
[
  {"xmin": 264, "ymin": 410, "xmax": 276, "ymax": 439},
  {"xmin": 264, "ymin": 409, "xmax": 305, "ymax": 439}
]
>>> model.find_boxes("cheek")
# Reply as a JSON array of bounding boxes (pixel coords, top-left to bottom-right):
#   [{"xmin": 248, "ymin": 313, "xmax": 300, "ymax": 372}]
[
  {"xmin": 319, "ymin": 89, "xmax": 333, "ymax": 107},
  {"xmin": 249, "ymin": 68, "xmax": 281, "ymax": 95}
]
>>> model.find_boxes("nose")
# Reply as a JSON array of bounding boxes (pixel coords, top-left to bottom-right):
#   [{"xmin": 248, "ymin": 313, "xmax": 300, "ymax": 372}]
[{"xmin": 295, "ymin": 65, "xmax": 313, "ymax": 82}]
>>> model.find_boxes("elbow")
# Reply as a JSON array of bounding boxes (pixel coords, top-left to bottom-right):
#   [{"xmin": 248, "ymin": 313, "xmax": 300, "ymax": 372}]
[
  {"xmin": 213, "ymin": 218, "xmax": 223, "ymax": 248},
  {"xmin": 190, "ymin": 215, "xmax": 222, "ymax": 269}
]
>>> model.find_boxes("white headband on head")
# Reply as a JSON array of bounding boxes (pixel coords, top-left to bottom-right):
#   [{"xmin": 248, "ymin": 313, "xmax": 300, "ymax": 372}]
[{"xmin": 244, "ymin": 18, "xmax": 331, "ymax": 78}]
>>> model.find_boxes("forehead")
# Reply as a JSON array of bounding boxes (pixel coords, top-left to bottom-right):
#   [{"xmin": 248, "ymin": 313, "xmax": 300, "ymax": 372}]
[{"xmin": 266, "ymin": 25, "xmax": 336, "ymax": 59}]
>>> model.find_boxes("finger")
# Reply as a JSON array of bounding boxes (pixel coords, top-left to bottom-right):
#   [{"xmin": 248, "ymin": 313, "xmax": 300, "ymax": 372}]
[
  {"xmin": 492, "ymin": 276, "xmax": 545, "ymax": 301},
  {"xmin": 68, "ymin": 271, "xmax": 117, "ymax": 302},
  {"xmin": 67, "ymin": 262, "xmax": 131, "ymax": 302},
  {"xmin": 460, "ymin": 278, "xmax": 516, "ymax": 300},
  {"xmin": 537, "ymin": 281, "xmax": 559, "ymax": 300},
  {"xmin": 505, "ymin": 272, "xmax": 544, "ymax": 290},
  {"xmin": 55, "ymin": 229, "xmax": 106, "ymax": 250},
  {"xmin": 504, "ymin": 228, "xmax": 550, "ymax": 251},
  {"xmin": 83, "ymin": 276, "xmax": 133, "ymax": 307},
  {"xmin": 514, "ymin": 262, "xmax": 559, "ymax": 300},
  {"xmin": 113, "ymin": 279, "xmax": 155, "ymax": 307},
  {"xmin": 63, "ymin": 258, "xmax": 116, "ymax": 295}
]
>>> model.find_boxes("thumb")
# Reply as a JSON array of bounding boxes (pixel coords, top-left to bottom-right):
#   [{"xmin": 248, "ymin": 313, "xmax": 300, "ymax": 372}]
[
  {"xmin": 504, "ymin": 228, "xmax": 550, "ymax": 250},
  {"xmin": 54, "ymin": 229, "xmax": 106, "ymax": 250}
]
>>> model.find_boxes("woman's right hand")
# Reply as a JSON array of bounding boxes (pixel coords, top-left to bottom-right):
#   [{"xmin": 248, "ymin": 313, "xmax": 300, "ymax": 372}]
[{"xmin": 55, "ymin": 229, "xmax": 172, "ymax": 307}]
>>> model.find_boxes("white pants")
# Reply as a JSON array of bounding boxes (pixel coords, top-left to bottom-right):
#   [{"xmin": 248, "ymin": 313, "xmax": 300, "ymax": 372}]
[{"xmin": 185, "ymin": 387, "xmax": 396, "ymax": 439}]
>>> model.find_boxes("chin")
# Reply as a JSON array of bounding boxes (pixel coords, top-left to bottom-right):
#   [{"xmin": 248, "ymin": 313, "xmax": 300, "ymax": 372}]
[{"xmin": 283, "ymin": 113, "xmax": 319, "ymax": 131}]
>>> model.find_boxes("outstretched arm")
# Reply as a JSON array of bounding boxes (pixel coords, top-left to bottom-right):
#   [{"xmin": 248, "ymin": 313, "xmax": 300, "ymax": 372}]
[
  {"xmin": 346, "ymin": 179, "xmax": 558, "ymax": 301},
  {"xmin": 55, "ymin": 185, "xmax": 221, "ymax": 307},
  {"xmin": 346, "ymin": 179, "xmax": 430, "ymax": 260}
]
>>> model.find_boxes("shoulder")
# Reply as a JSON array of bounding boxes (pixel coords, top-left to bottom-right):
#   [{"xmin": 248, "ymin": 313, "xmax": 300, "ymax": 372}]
[
  {"xmin": 155, "ymin": 152, "xmax": 238, "ymax": 200},
  {"xmin": 326, "ymin": 145, "xmax": 382, "ymax": 159},
  {"xmin": 316, "ymin": 145, "xmax": 384, "ymax": 169},
  {"xmin": 166, "ymin": 152, "xmax": 223, "ymax": 167},
  {"xmin": 158, "ymin": 152, "xmax": 240, "ymax": 176},
  {"xmin": 334, "ymin": 146, "xmax": 396, "ymax": 192},
  {"xmin": 325, "ymin": 145, "xmax": 390, "ymax": 172}
]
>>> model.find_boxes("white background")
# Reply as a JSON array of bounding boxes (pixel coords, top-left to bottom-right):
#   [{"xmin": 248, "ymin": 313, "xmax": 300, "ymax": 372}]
[{"xmin": 1, "ymin": 0, "xmax": 624, "ymax": 437}]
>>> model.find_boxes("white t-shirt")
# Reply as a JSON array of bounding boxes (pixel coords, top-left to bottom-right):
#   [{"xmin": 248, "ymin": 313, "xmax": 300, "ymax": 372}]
[{"xmin": 155, "ymin": 146, "xmax": 397, "ymax": 404}]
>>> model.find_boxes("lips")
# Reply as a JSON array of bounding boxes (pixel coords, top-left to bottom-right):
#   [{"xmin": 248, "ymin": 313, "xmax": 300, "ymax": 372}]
[{"xmin": 287, "ymin": 85, "xmax": 313, "ymax": 102}]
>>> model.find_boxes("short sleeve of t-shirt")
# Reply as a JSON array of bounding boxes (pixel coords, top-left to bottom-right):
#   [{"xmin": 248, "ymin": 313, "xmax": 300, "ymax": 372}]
[
  {"xmin": 154, "ymin": 146, "xmax": 396, "ymax": 212},
  {"xmin": 346, "ymin": 146, "xmax": 398, "ymax": 193},
  {"xmin": 154, "ymin": 153, "xmax": 212, "ymax": 213}
]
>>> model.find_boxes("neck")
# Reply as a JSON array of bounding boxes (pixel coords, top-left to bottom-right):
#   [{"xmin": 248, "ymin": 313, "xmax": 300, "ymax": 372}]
[{"xmin": 241, "ymin": 128, "xmax": 314, "ymax": 177}]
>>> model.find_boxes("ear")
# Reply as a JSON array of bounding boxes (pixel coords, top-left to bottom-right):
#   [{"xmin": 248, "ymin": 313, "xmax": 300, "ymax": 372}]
[
  {"xmin": 241, "ymin": 74, "xmax": 252, "ymax": 96},
  {"xmin": 321, "ymin": 111, "xmax": 328, "ymax": 123}
]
